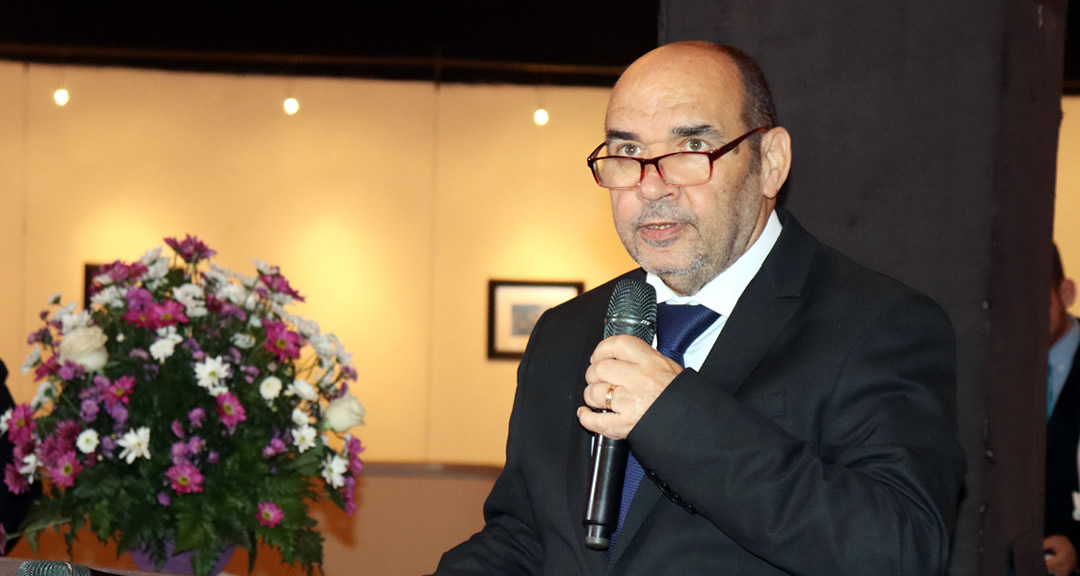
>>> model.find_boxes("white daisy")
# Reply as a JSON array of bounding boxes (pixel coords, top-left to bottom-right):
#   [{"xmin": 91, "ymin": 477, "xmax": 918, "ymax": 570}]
[
  {"xmin": 19, "ymin": 453, "xmax": 40, "ymax": 478},
  {"xmin": 143, "ymin": 258, "xmax": 170, "ymax": 281},
  {"xmin": 60, "ymin": 310, "xmax": 92, "ymax": 334},
  {"xmin": 260, "ymin": 376, "xmax": 283, "ymax": 401},
  {"xmin": 216, "ymin": 283, "xmax": 246, "ymax": 305},
  {"xmin": 0, "ymin": 408, "xmax": 12, "ymax": 435},
  {"xmin": 31, "ymin": 381, "xmax": 57, "ymax": 410},
  {"xmin": 76, "ymin": 429, "xmax": 100, "ymax": 454},
  {"xmin": 140, "ymin": 246, "xmax": 163, "ymax": 265},
  {"xmin": 293, "ymin": 424, "xmax": 317, "ymax": 453},
  {"xmin": 321, "ymin": 454, "xmax": 348, "ymax": 489},
  {"xmin": 231, "ymin": 333, "xmax": 256, "ymax": 349},
  {"xmin": 194, "ymin": 356, "xmax": 231, "ymax": 390},
  {"xmin": 21, "ymin": 348, "xmax": 41, "ymax": 376},
  {"xmin": 292, "ymin": 408, "xmax": 310, "ymax": 426},
  {"xmin": 286, "ymin": 379, "xmax": 319, "ymax": 402},
  {"xmin": 117, "ymin": 427, "xmax": 152, "ymax": 464}
]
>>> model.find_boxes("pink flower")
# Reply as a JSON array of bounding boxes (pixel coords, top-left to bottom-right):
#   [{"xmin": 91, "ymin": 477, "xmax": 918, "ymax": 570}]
[
  {"xmin": 165, "ymin": 235, "xmax": 216, "ymax": 263},
  {"xmin": 166, "ymin": 462, "xmax": 204, "ymax": 494},
  {"xmin": 257, "ymin": 502, "xmax": 284, "ymax": 528},
  {"xmin": 103, "ymin": 375, "xmax": 136, "ymax": 408},
  {"xmin": 188, "ymin": 407, "xmax": 205, "ymax": 428},
  {"xmin": 33, "ymin": 355, "xmax": 58, "ymax": 382},
  {"xmin": 122, "ymin": 308, "xmax": 154, "ymax": 328},
  {"xmin": 49, "ymin": 451, "xmax": 82, "ymax": 488},
  {"xmin": 149, "ymin": 301, "xmax": 188, "ymax": 329},
  {"xmin": 216, "ymin": 392, "xmax": 247, "ymax": 432},
  {"xmin": 8, "ymin": 404, "xmax": 35, "ymax": 446},
  {"xmin": 3, "ymin": 463, "xmax": 28, "ymax": 494},
  {"xmin": 263, "ymin": 321, "xmax": 301, "ymax": 362},
  {"xmin": 259, "ymin": 273, "xmax": 305, "ymax": 303}
]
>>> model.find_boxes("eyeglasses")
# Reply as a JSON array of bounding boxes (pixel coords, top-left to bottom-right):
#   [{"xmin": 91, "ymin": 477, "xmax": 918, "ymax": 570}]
[{"xmin": 586, "ymin": 126, "xmax": 770, "ymax": 189}]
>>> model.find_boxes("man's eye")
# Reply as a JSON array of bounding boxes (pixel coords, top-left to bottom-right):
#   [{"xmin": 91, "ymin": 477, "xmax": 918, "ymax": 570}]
[
  {"xmin": 616, "ymin": 144, "xmax": 640, "ymax": 156},
  {"xmin": 686, "ymin": 139, "xmax": 707, "ymax": 152}
]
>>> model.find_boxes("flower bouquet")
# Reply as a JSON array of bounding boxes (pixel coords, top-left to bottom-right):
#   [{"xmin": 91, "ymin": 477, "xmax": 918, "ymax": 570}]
[{"xmin": 0, "ymin": 235, "xmax": 366, "ymax": 576}]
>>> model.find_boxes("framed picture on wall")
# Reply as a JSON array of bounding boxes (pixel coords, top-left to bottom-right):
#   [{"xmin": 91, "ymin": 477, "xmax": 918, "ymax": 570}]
[
  {"xmin": 83, "ymin": 263, "xmax": 107, "ymax": 310},
  {"xmin": 488, "ymin": 279, "xmax": 585, "ymax": 360}
]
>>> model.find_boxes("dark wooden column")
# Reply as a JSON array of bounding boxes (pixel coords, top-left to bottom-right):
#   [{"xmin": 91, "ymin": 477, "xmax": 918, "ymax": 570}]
[{"xmin": 658, "ymin": 2, "xmax": 1067, "ymax": 574}]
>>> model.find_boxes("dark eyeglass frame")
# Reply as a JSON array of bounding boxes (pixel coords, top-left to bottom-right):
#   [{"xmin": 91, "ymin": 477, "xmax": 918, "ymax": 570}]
[{"xmin": 586, "ymin": 126, "xmax": 771, "ymax": 189}]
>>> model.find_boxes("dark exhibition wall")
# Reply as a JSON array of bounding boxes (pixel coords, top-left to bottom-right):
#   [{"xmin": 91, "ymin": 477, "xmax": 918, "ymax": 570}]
[{"xmin": 659, "ymin": 1, "xmax": 1066, "ymax": 575}]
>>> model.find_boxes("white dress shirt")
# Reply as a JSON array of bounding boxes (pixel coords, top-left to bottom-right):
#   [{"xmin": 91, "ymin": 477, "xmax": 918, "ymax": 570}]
[{"xmin": 645, "ymin": 210, "xmax": 782, "ymax": 371}]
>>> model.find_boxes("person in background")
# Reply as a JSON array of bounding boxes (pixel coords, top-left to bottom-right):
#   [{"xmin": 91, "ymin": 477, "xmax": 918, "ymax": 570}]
[
  {"xmin": 1046, "ymin": 245, "xmax": 1080, "ymax": 575},
  {"xmin": 431, "ymin": 41, "xmax": 965, "ymax": 575}
]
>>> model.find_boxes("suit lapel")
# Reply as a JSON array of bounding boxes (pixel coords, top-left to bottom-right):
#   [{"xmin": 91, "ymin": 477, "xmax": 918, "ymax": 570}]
[
  {"xmin": 607, "ymin": 211, "xmax": 817, "ymax": 565},
  {"xmin": 699, "ymin": 213, "xmax": 816, "ymax": 395}
]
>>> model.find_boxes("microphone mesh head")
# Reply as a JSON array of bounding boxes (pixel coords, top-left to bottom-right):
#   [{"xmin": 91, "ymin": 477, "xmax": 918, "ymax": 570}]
[
  {"xmin": 604, "ymin": 279, "xmax": 657, "ymax": 342},
  {"xmin": 18, "ymin": 562, "xmax": 90, "ymax": 576}
]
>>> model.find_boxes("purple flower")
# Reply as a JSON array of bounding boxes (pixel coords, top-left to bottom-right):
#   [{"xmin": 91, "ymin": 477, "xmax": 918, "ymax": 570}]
[
  {"xmin": 189, "ymin": 408, "xmax": 205, "ymax": 428},
  {"xmin": 59, "ymin": 361, "xmax": 85, "ymax": 381},
  {"xmin": 125, "ymin": 288, "xmax": 154, "ymax": 311},
  {"xmin": 107, "ymin": 402, "xmax": 129, "ymax": 425},
  {"xmin": 343, "ymin": 475, "xmax": 357, "ymax": 516},
  {"xmin": 241, "ymin": 365, "xmax": 260, "ymax": 384},
  {"xmin": 128, "ymin": 348, "xmax": 151, "ymax": 361},
  {"xmin": 100, "ymin": 435, "xmax": 117, "ymax": 459},
  {"xmin": 342, "ymin": 365, "xmax": 358, "ymax": 381},
  {"xmin": 4, "ymin": 463, "xmax": 29, "ymax": 494},
  {"xmin": 157, "ymin": 492, "xmax": 171, "ymax": 507},
  {"xmin": 208, "ymin": 451, "xmax": 219, "ymax": 464},
  {"xmin": 171, "ymin": 420, "xmax": 185, "ymax": 438},
  {"xmin": 171, "ymin": 442, "xmax": 188, "ymax": 463},
  {"xmin": 227, "ymin": 347, "xmax": 242, "ymax": 365},
  {"xmin": 187, "ymin": 436, "xmax": 205, "ymax": 454},
  {"xmin": 80, "ymin": 399, "xmax": 100, "ymax": 423},
  {"xmin": 164, "ymin": 235, "xmax": 216, "ymax": 263}
]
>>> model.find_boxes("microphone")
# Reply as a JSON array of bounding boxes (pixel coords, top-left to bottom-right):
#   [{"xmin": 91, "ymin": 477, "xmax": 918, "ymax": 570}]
[
  {"xmin": 17, "ymin": 561, "xmax": 125, "ymax": 576},
  {"xmin": 583, "ymin": 278, "xmax": 657, "ymax": 551}
]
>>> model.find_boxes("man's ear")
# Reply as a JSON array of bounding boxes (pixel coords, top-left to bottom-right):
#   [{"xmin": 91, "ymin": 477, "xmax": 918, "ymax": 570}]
[
  {"xmin": 759, "ymin": 127, "xmax": 791, "ymax": 200},
  {"xmin": 1061, "ymin": 278, "xmax": 1077, "ymax": 309}
]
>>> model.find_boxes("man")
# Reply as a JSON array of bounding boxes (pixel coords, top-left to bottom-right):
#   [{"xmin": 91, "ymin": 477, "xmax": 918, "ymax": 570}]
[
  {"xmin": 433, "ymin": 42, "xmax": 965, "ymax": 575},
  {"xmin": 1045, "ymin": 245, "xmax": 1080, "ymax": 576}
]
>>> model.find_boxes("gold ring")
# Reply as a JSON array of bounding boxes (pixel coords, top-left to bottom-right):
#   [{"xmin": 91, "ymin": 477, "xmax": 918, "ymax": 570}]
[{"xmin": 605, "ymin": 384, "xmax": 617, "ymax": 411}]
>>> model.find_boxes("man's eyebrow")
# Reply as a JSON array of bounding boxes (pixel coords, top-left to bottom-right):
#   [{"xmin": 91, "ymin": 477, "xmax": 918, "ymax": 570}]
[
  {"xmin": 605, "ymin": 130, "xmax": 637, "ymax": 141},
  {"xmin": 672, "ymin": 124, "xmax": 723, "ymax": 139}
]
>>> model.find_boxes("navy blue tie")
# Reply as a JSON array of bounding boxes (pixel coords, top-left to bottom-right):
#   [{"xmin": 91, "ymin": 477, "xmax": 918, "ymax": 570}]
[{"xmin": 606, "ymin": 302, "xmax": 720, "ymax": 556}]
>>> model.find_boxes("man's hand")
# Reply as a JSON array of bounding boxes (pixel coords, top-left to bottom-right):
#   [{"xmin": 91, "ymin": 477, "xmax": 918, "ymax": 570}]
[
  {"xmin": 576, "ymin": 334, "xmax": 683, "ymax": 440},
  {"xmin": 1045, "ymin": 534, "xmax": 1077, "ymax": 575}
]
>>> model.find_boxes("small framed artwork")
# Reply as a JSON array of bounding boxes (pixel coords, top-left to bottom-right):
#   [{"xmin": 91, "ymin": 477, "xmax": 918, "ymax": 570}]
[
  {"xmin": 83, "ymin": 263, "xmax": 107, "ymax": 310},
  {"xmin": 488, "ymin": 279, "xmax": 585, "ymax": 360}
]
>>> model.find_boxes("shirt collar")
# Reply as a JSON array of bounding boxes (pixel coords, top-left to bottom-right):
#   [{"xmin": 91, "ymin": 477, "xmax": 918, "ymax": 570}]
[
  {"xmin": 646, "ymin": 210, "xmax": 782, "ymax": 314},
  {"xmin": 1050, "ymin": 316, "xmax": 1080, "ymax": 371}
]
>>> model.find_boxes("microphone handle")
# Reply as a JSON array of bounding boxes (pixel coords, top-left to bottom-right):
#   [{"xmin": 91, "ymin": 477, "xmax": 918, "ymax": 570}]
[{"xmin": 583, "ymin": 418, "xmax": 629, "ymax": 550}]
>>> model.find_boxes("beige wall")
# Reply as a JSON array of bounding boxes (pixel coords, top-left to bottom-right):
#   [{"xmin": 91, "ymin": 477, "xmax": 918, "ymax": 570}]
[
  {"xmin": 0, "ymin": 62, "xmax": 631, "ymax": 466},
  {"xmin": 1057, "ymin": 97, "xmax": 1080, "ymax": 299}
]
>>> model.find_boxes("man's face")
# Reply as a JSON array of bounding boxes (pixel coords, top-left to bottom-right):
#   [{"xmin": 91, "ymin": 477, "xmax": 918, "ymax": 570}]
[{"xmin": 604, "ymin": 48, "xmax": 769, "ymax": 296}]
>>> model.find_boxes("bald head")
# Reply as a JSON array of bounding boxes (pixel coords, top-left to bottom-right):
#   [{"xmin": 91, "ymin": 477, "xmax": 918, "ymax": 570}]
[{"xmin": 608, "ymin": 42, "xmax": 777, "ymax": 171}]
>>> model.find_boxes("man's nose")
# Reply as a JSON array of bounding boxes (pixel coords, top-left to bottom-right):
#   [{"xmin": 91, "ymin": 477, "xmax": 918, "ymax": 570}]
[{"xmin": 636, "ymin": 163, "xmax": 678, "ymax": 201}]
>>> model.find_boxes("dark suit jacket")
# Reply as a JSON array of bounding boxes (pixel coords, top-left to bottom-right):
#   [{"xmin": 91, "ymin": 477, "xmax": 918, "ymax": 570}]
[
  {"xmin": 434, "ymin": 211, "xmax": 966, "ymax": 575},
  {"xmin": 1046, "ymin": 342, "xmax": 1080, "ymax": 550}
]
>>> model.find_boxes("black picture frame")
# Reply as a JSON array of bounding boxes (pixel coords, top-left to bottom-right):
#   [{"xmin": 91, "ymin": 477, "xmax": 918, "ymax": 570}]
[{"xmin": 487, "ymin": 279, "xmax": 584, "ymax": 360}]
